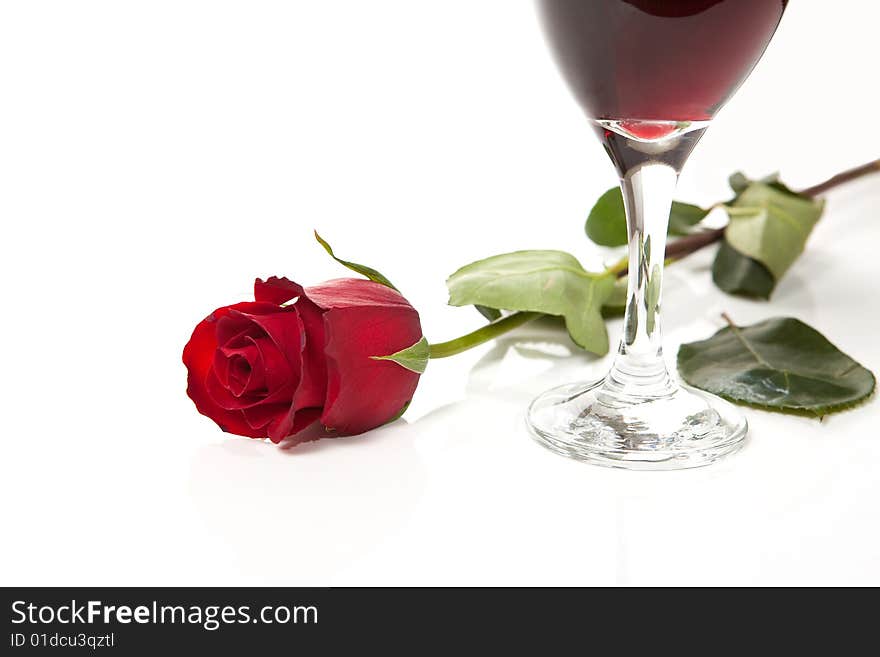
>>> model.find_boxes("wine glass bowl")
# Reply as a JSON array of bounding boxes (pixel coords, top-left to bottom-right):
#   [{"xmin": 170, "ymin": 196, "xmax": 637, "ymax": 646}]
[
  {"xmin": 527, "ymin": 0, "xmax": 787, "ymax": 470},
  {"xmin": 536, "ymin": 0, "xmax": 788, "ymax": 124}
]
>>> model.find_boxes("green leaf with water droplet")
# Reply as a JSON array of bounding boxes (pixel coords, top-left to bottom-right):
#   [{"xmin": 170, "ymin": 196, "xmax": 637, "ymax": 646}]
[{"xmin": 678, "ymin": 317, "xmax": 875, "ymax": 416}]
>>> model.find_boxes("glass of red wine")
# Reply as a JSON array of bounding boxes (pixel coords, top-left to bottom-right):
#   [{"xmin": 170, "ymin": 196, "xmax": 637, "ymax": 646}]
[{"xmin": 527, "ymin": 0, "xmax": 787, "ymax": 469}]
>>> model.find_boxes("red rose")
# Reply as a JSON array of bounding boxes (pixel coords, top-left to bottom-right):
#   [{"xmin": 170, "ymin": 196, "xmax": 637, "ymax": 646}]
[{"xmin": 183, "ymin": 277, "xmax": 424, "ymax": 445}]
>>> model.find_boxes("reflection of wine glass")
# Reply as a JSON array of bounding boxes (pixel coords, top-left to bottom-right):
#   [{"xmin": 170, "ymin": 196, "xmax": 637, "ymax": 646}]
[{"xmin": 528, "ymin": 0, "xmax": 787, "ymax": 470}]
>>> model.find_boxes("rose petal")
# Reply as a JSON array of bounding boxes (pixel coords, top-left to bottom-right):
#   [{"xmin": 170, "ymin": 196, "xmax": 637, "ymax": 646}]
[
  {"xmin": 293, "ymin": 297, "xmax": 328, "ymax": 409},
  {"xmin": 254, "ymin": 276, "xmax": 304, "ymax": 305},
  {"xmin": 183, "ymin": 304, "xmax": 270, "ymax": 439},
  {"xmin": 215, "ymin": 339, "xmax": 264, "ymax": 396},
  {"xmin": 243, "ymin": 403, "xmax": 290, "ymax": 432},
  {"xmin": 264, "ymin": 296, "xmax": 330, "ymax": 443},
  {"xmin": 303, "ymin": 277, "xmax": 416, "ymax": 313},
  {"xmin": 215, "ymin": 311, "xmax": 262, "ymax": 347},
  {"xmin": 203, "ymin": 303, "xmax": 307, "ymax": 410},
  {"xmin": 237, "ymin": 309, "xmax": 305, "ymax": 384},
  {"xmin": 303, "ymin": 279, "xmax": 423, "ymax": 436},
  {"xmin": 204, "ymin": 344, "xmax": 293, "ymax": 410},
  {"xmin": 227, "ymin": 356, "xmax": 252, "ymax": 395},
  {"xmin": 267, "ymin": 407, "xmax": 322, "ymax": 445}
]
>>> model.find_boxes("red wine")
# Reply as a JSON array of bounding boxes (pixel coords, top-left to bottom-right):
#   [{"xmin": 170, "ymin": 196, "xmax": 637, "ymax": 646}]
[{"xmin": 537, "ymin": 0, "xmax": 786, "ymax": 125}]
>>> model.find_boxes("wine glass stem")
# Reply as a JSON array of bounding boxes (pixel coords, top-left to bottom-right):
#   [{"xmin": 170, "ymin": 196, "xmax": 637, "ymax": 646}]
[
  {"xmin": 596, "ymin": 123, "xmax": 708, "ymax": 398},
  {"xmin": 608, "ymin": 162, "xmax": 678, "ymax": 392}
]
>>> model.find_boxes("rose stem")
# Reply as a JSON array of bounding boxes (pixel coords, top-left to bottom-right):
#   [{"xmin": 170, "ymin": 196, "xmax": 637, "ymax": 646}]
[
  {"xmin": 428, "ymin": 312, "xmax": 542, "ymax": 359},
  {"xmin": 799, "ymin": 158, "xmax": 880, "ymax": 198},
  {"xmin": 646, "ymin": 157, "xmax": 880, "ymax": 274}
]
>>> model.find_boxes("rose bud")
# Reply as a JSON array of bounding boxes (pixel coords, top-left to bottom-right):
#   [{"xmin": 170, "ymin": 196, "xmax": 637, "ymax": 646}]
[{"xmin": 183, "ymin": 277, "xmax": 427, "ymax": 445}]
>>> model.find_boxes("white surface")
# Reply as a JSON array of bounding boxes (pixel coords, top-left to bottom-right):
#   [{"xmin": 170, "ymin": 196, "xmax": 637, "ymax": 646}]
[{"xmin": 1, "ymin": 1, "xmax": 878, "ymax": 586}]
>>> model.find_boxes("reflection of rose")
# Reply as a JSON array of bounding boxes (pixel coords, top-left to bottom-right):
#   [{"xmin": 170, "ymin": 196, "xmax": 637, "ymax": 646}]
[{"xmin": 183, "ymin": 277, "xmax": 423, "ymax": 445}]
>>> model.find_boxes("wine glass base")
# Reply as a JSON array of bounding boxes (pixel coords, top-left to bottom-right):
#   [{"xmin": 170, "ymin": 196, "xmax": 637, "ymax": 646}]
[{"xmin": 527, "ymin": 379, "xmax": 747, "ymax": 471}]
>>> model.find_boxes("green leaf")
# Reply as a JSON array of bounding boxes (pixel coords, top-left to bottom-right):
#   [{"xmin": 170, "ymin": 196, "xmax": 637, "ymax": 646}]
[
  {"xmin": 729, "ymin": 171, "xmax": 797, "ymax": 198},
  {"xmin": 722, "ymin": 183, "xmax": 825, "ymax": 280},
  {"xmin": 475, "ymin": 305, "xmax": 502, "ymax": 322},
  {"xmin": 446, "ymin": 250, "xmax": 615, "ymax": 355},
  {"xmin": 711, "ymin": 240, "xmax": 776, "ymax": 300},
  {"xmin": 678, "ymin": 317, "xmax": 876, "ymax": 416},
  {"xmin": 372, "ymin": 336, "xmax": 430, "ymax": 374},
  {"xmin": 586, "ymin": 188, "xmax": 628, "ymax": 247},
  {"xmin": 314, "ymin": 231, "xmax": 399, "ymax": 291},
  {"xmin": 586, "ymin": 187, "xmax": 710, "ymax": 247},
  {"xmin": 669, "ymin": 202, "xmax": 711, "ymax": 236},
  {"xmin": 728, "ymin": 171, "xmax": 750, "ymax": 195},
  {"xmin": 714, "ymin": 175, "xmax": 821, "ymax": 300}
]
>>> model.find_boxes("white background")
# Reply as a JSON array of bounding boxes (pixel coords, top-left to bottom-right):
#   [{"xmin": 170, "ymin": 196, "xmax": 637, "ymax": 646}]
[{"xmin": 1, "ymin": 1, "xmax": 878, "ymax": 586}]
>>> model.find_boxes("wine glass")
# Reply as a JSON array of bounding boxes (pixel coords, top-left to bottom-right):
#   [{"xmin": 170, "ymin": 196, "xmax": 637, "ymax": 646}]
[{"xmin": 527, "ymin": 0, "xmax": 788, "ymax": 469}]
